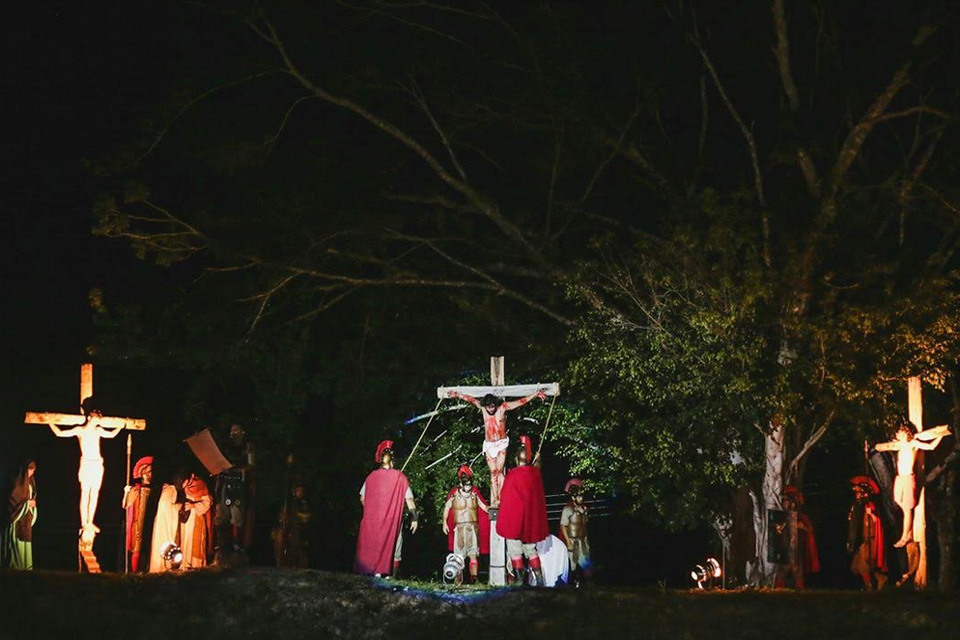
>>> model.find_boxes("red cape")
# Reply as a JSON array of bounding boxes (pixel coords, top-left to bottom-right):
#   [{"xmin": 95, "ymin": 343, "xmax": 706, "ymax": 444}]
[
  {"xmin": 354, "ymin": 468, "xmax": 409, "ymax": 575},
  {"xmin": 125, "ymin": 482, "xmax": 147, "ymax": 552},
  {"xmin": 496, "ymin": 465, "xmax": 549, "ymax": 543},
  {"xmin": 445, "ymin": 486, "xmax": 490, "ymax": 554},
  {"xmin": 798, "ymin": 513, "xmax": 820, "ymax": 574},
  {"xmin": 865, "ymin": 501, "xmax": 887, "ymax": 571}
]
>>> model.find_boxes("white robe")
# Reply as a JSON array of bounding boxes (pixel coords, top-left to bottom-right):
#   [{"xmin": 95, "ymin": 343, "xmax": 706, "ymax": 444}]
[
  {"xmin": 180, "ymin": 494, "xmax": 212, "ymax": 569},
  {"xmin": 535, "ymin": 534, "xmax": 570, "ymax": 587},
  {"xmin": 149, "ymin": 485, "xmax": 180, "ymax": 573}
]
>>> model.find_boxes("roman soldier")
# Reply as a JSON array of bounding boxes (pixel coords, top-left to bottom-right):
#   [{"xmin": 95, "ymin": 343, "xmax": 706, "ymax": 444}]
[
  {"xmin": 215, "ymin": 423, "xmax": 256, "ymax": 555},
  {"xmin": 123, "ymin": 456, "xmax": 154, "ymax": 572},
  {"xmin": 354, "ymin": 440, "xmax": 418, "ymax": 577},
  {"xmin": 274, "ymin": 480, "xmax": 312, "ymax": 568},
  {"xmin": 442, "ymin": 465, "xmax": 490, "ymax": 583},
  {"xmin": 776, "ymin": 485, "xmax": 820, "ymax": 589},
  {"xmin": 848, "ymin": 475, "xmax": 887, "ymax": 590},
  {"xmin": 496, "ymin": 435, "xmax": 549, "ymax": 586},
  {"xmin": 559, "ymin": 477, "xmax": 592, "ymax": 584}
]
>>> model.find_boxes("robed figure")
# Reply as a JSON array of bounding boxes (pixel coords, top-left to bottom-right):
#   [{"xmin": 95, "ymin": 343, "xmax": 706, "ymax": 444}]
[
  {"xmin": 149, "ymin": 484, "xmax": 181, "ymax": 573},
  {"xmin": 496, "ymin": 436, "xmax": 550, "ymax": 585},
  {"xmin": 180, "ymin": 475, "xmax": 213, "ymax": 569},
  {"xmin": 354, "ymin": 440, "xmax": 418, "ymax": 576},
  {"xmin": 3, "ymin": 460, "xmax": 38, "ymax": 570}
]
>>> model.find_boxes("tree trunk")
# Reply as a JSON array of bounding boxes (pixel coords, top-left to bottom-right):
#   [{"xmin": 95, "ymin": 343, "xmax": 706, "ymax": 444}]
[{"xmin": 749, "ymin": 420, "xmax": 787, "ymax": 586}]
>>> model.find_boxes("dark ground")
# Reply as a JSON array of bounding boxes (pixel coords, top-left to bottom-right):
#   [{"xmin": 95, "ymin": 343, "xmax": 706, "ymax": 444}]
[{"xmin": 1, "ymin": 568, "xmax": 956, "ymax": 640}]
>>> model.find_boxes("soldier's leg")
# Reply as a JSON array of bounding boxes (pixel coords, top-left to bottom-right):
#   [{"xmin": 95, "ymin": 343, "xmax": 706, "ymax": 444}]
[{"xmin": 392, "ymin": 531, "xmax": 403, "ymax": 576}]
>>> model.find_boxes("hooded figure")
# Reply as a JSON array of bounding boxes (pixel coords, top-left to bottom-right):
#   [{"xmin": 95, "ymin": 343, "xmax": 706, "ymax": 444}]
[
  {"xmin": 3, "ymin": 460, "xmax": 37, "ymax": 570},
  {"xmin": 354, "ymin": 440, "xmax": 418, "ymax": 576}
]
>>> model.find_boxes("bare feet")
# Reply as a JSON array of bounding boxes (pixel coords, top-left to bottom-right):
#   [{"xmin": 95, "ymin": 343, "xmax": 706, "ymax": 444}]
[{"xmin": 893, "ymin": 536, "xmax": 913, "ymax": 548}]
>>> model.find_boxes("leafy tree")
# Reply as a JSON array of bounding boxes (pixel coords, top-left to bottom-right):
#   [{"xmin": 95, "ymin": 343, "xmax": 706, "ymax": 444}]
[{"xmin": 91, "ymin": 1, "xmax": 960, "ymax": 583}]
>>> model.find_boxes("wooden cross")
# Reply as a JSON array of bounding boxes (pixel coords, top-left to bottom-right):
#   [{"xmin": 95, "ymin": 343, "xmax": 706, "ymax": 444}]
[
  {"xmin": 24, "ymin": 363, "xmax": 146, "ymax": 572},
  {"xmin": 24, "ymin": 363, "xmax": 146, "ymax": 431},
  {"xmin": 907, "ymin": 377, "xmax": 929, "ymax": 589},
  {"xmin": 437, "ymin": 356, "xmax": 560, "ymax": 586}
]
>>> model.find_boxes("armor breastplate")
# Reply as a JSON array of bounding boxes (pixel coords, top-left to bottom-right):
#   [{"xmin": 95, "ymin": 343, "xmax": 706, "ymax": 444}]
[
  {"xmin": 452, "ymin": 491, "xmax": 479, "ymax": 525},
  {"xmin": 568, "ymin": 506, "xmax": 588, "ymax": 539}
]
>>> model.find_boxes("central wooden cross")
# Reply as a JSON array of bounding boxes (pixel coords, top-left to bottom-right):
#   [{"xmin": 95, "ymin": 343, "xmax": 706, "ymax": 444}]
[
  {"xmin": 437, "ymin": 356, "xmax": 560, "ymax": 586},
  {"xmin": 24, "ymin": 363, "xmax": 146, "ymax": 573}
]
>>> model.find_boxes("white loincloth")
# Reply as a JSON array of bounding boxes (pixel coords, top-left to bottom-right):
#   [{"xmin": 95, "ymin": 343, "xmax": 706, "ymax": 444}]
[{"xmin": 483, "ymin": 436, "xmax": 510, "ymax": 458}]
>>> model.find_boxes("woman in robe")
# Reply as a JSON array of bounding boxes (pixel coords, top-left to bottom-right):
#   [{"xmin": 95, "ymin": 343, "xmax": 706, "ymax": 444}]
[
  {"xmin": 149, "ymin": 482, "xmax": 181, "ymax": 573},
  {"xmin": 3, "ymin": 460, "xmax": 38, "ymax": 570}
]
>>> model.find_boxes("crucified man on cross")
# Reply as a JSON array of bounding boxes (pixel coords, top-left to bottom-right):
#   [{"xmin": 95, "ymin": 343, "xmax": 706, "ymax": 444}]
[
  {"xmin": 447, "ymin": 389, "xmax": 546, "ymax": 506},
  {"xmin": 46, "ymin": 397, "xmax": 123, "ymax": 534}
]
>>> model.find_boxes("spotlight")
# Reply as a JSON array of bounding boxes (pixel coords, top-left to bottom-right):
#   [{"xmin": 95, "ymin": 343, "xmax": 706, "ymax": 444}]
[
  {"xmin": 161, "ymin": 542, "xmax": 184, "ymax": 570},
  {"xmin": 442, "ymin": 553, "xmax": 465, "ymax": 585},
  {"xmin": 690, "ymin": 557, "xmax": 722, "ymax": 590}
]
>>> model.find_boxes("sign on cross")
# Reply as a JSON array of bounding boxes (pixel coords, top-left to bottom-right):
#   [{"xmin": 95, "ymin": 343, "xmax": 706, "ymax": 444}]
[{"xmin": 24, "ymin": 363, "xmax": 146, "ymax": 570}]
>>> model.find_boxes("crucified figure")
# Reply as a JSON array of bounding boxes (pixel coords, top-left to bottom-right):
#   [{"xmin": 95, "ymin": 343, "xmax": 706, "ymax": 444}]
[
  {"xmin": 47, "ymin": 398, "xmax": 123, "ymax": 534},
  {"xmin": 447, "ymin": 389, "xmax": 546, "ymax": 506},
  {"xmin": 875, "ymin": 421, "xmax": 949, "ymax": 548}
]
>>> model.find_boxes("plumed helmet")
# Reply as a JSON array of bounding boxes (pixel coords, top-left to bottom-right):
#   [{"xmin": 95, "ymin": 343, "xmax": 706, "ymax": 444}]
[
  {"xmin": 133, "ymin": 456, "xmax": 154, "ymax": 479},
  {"xmin": 849, "ymin": 475, "xmax": 879, "ymax": 496},
  {"xmin": 457, "ymin": 465, "xmax": 473, "ymax": 479},
  {"xmin": 517, "ymin": 435, "xmax": 533, "ymax": 463},
  {"xmin": 565, "ymin": 477, "xmax": 583, "ymax": 493},
  {"xmin": 376, "ymin": 440, "xmax": 394, "ymax": 463}
]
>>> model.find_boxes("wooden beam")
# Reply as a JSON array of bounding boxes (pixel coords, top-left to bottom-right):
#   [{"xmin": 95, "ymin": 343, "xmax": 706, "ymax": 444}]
[
  {"xmin": 80, "ymin": 363, "xmax": 93, "ymax": 409},
  {"xmin": 24, "ymin": 412, "xmax": 146, "ymax": 431},
  {"xmin": 436, "ymin": 383, "xmax": 560, "ymax": 399}
]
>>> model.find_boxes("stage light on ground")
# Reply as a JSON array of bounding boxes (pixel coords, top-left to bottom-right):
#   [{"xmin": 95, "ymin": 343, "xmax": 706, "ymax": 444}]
[
  {"xmin": 690, "ymin": 557, "xmax": 722, "ymax": 590},
  {"xmin": 161, "ymin": 542, "xmax": 183, "ymax": 570},
  {"xmin": 442, "ymin": 553, "xmax": 465, "ymax": 585}
]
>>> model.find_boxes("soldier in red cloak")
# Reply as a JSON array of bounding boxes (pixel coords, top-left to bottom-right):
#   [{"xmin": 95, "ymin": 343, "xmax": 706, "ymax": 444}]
[
  {"xmin": 442, "ymin": 465, "xmax": 490, "ymax": 583},
  {"xmin": 776, "ymin": 485, "xmax": 820, "ymax": 589},
  {"xmin": 354, "ymin": 440, "xmax": 418, "ymax": 577},
  {"xmin": 848, "ymin": 475, "xmax": 887, "ymax": 590},
  {"xmin": 496, "ymin": 435, "xmax": 549, "ymax": 586},
  {"xmin": 123, "ymin": 456, "xmax": 153, "ymax": 573}
]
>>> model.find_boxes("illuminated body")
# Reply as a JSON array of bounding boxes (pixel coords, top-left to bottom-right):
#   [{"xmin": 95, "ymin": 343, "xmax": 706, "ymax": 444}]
[
  {"xmin": 447, "ymin": 389, "xmax": 546, "ymax": 506},
  {"xmin": 47, "ymin": 406, "xmax": 122, "ymax": 534},
  {"xmin": 875, "ymin": 423, "xmax": 948, "ymax": 547}
]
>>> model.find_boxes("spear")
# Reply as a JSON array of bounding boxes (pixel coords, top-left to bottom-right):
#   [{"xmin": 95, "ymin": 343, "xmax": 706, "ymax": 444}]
[{"xmin": 124, "ymin": 433, "xmax": 132, "ymax": 573}]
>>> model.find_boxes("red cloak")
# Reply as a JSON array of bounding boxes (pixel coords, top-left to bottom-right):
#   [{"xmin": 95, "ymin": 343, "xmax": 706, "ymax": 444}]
[
  {"xmin": 865, "ymin": 501, "xmax": 887, "ymax": 571},
  {"xmin": 445, "ymin": 486, "xmax": 491, "ymax": 554},
  {"xmin": 798, "ymin": 513, "xmax": 820, "ymax": 574},
  {"xmin": 354, "ymin": 468, "xmax": 410, "ymax": 575},
  {"xmin": 496, "ymin": 465, "xmax": 549, "ymax": 543}
]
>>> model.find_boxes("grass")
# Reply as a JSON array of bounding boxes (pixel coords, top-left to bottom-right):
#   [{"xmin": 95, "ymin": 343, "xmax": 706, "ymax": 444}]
[{"xmin": 1, "ymin": 568, "xmax": 956, "ymax": 639}]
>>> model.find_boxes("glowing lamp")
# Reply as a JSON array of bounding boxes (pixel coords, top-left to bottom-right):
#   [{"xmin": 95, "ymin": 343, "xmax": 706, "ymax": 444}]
[
  {"xmin": 442, "ymin": 553, "xmax": 465, "ymax": 585},
  {"xmin": 690, "ymin": 557, "xmax": 722, "ymax": 590},
  {"xmin": 161, "ymin": 542, "xmax": 184, "ymax": 570}
]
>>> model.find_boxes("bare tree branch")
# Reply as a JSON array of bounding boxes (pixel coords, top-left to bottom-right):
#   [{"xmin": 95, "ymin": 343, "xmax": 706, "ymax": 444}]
[{"xmin": 772, "ymin": 0, "xmax": 800, "ymax": 113}]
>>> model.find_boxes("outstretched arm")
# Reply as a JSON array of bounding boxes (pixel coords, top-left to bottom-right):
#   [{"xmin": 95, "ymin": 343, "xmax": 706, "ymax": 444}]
[
  {"xmin": 914, "ymin": 437, "xmax": 944, "ymax": 451},
  {"xmin": 447, "ymin": 390, "xmax": 482, "ymax": 408},
  {"xmin": 99, "ymin": 426, "xmax": 124, "ymax": 439},
  {"xmin": 875, "ymin": 442, "xmax": 900, "ymax": 452},
  {"xmin": 502, "ymin": 389, "xmax": 547, "ymax": 411},
  {"xmin": 48, "ymin": 423, "xmax": 79, "ymax": 438}
]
